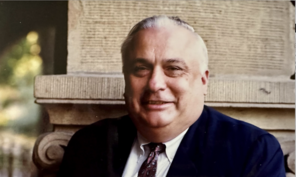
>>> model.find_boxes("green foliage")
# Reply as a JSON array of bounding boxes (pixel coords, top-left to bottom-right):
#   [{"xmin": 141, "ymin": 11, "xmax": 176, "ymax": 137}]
[
  {"xmin": 0, "ymin": 34, "xmax": 42, "ymax": 87},
  {"xmin": 0, "ymin": 31, "xmax": 42, "ymax": 136}
]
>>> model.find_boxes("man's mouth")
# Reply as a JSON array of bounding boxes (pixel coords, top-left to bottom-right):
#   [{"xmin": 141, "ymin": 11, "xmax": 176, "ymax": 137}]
[
  {"xmin": 142, "ymin": 100, "xmax": 173, "ymax": 105},
  {"xmin": 141, "ymin": 100, "xmax": 174, "ymax": 110},
  {"xmin": 147, "ymin": 101, "xmax": 168, "ymax": 105}
]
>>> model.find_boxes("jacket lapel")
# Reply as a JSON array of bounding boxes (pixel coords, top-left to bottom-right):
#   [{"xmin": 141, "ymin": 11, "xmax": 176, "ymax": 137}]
[
  {"xmin": 167, "ymin": 106, "xmax": 209, "ymax": 177},
  {"xmin": 112, "ymin": 115, "xmax": 137, "ymax": 176},
  {"xmin": 166, "ymin": 144, "xmax": 199, "ymax": 177}
]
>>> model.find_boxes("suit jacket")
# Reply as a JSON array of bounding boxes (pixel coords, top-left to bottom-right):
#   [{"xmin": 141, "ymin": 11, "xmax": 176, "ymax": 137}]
[{"xmin": 58, "ymin": 106, "xmax": 285, "ymax": 177}]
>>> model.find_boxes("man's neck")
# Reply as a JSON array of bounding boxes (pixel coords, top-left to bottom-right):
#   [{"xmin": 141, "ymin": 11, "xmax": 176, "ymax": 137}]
[{"xmin": 136, "ymin": 124, "xmax": 190, "ymax": 143}]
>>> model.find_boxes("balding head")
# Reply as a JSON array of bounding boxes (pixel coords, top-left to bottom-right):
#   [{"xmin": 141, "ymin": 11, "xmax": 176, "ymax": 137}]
[{"xmin": 121, "ymin": 15, "xmax": 208, "ymax": 74}]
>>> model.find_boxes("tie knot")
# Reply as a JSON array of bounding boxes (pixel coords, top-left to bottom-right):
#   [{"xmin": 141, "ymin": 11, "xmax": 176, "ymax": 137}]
[{"xmin": 147, "ymin": 143, "xmax": 165, "ymax": 153}]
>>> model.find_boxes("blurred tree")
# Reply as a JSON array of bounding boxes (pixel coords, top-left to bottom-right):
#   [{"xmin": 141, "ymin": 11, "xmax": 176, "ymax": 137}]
[
  {"xmin": 0, "ymin": 1, "xmax": 68, "ymax": 135},
  {"xmin": 0, "ymin": 31, "xmax": 42, "ymax": 135}
]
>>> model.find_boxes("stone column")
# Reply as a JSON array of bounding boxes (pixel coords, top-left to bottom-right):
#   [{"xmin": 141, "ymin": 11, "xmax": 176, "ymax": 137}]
[{"xmin": 33, "ymin": 1, "xmax": 295, "ymax": 176}]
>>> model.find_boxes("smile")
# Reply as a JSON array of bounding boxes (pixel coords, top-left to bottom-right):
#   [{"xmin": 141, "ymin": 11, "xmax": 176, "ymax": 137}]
[
  {"xmin": 142, "ymin": 100, "xmax": 174, "ymax": 110},
  {"xmin": 143, "ymin": 100, "xmax": 172, "ymax": 104},
  {"xmin": 148, "ymin": 101, "xmax": 168, "ymax": 104}
]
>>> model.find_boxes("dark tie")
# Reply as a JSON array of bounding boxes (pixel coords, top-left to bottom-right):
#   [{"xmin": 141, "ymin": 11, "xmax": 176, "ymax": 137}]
[{"xmin": 138, "ymin": 143, "xmax": 166, "ymax": 177}]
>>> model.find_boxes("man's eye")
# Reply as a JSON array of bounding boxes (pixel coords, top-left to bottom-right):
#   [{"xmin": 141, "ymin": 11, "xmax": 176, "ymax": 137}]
[
  {"xmin": 136, "ymin": 66, "xmax": 146, "ymax": 70},
  {"xmin": 165, "ymin": 66, "xmax": 184, "ymax": 77},
  {"xmin": 134, "ymin": 66, "xmax": 148, "ymax": 71},
  {"xmin": 132, "ymin": 66, "xmax": 150, "ymax": 76},
  {"xmin": 167, "ymin": 66, "xmax": 182, "ymax": 71}
]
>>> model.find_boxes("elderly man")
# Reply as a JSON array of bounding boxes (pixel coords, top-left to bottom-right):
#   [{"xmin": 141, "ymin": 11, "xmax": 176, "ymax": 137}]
[{"xmin": 58, "ymin": 16, "xmax": 285, "ymax": 177}]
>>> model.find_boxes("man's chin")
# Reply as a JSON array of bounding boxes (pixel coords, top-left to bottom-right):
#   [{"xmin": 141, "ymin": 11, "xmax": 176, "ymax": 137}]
[{"xmin": 136, "ymin": 112, "xmax": 175, "ymax": 128}]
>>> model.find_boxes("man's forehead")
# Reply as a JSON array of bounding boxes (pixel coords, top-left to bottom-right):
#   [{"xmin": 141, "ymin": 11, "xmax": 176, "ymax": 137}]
[
  {"xmin": 130, "ymin": 26, "xmax": 200, "ymax": 54},
  {"xmin": 135, "ymin": 26, "xmax": 195, "ymax": 42}
]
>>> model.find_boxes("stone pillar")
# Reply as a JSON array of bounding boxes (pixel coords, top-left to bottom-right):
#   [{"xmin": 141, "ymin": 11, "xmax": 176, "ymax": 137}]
[{"xmin": 33, "ymin": 1, "xmax": 295, "ymax": 176}]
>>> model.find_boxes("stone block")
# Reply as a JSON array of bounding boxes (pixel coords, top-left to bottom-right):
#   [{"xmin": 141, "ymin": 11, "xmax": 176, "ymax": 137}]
[
  {"xmin": 34, "ymin": 75, "xmax": 295, "ymax": 108},
  {"xmin": 68, "ymin": 1, "xmax": 294, "ymax": 79}
]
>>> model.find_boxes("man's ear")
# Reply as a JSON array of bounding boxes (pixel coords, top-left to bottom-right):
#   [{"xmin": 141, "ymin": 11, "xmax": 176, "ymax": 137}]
[{"xmin": 201, "ymin": 70, "xmax": 209, "ymax": 95}]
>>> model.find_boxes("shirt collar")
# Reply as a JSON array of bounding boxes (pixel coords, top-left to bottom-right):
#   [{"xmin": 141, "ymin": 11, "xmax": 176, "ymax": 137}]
[
  {"xmin": 136, "ymin": 128, "xmax": 189, "ymax": 163},
  {"xmin": 136, "ymin": 132, "xmax": 150, "ymax": 156}
]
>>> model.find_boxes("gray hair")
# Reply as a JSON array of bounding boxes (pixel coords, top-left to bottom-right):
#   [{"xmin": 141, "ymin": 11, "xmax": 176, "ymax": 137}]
[{"xmin": 121, "ymin": 15, "xmax": 208, "ymax": 73}]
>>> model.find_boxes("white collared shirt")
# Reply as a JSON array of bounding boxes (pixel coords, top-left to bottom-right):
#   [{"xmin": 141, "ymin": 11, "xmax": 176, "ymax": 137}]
[{"xmin": 122, "ymin": 128, "xmax": 189, "ymax": 177}]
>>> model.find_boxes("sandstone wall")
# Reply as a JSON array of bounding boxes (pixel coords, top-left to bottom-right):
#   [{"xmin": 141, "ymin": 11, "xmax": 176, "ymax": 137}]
[{"xmin": 68, "ymin": 1, "xmax": 294, "ymax": 80}]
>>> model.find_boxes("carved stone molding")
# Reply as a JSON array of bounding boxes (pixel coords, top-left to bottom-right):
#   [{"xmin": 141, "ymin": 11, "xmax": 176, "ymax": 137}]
[
  {"xmin": 288, "ymin": 151, "xmax": 295, "ymax": 174},
  {"xmin": 35, "ymin": 75, "xmax": 295, "ymax": 108},
  {"xmin": 33, "ymin": 132, "xmax": 73, "ymax": 172},
  {"xmin": 277, "ymin": 136, "xmax": 295, "ymax": 174}
]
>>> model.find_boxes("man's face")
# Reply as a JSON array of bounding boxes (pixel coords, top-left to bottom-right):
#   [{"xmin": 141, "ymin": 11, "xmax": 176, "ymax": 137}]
[{"xmin": 123, "ymin": 25, "xmax": 208, "ymax": 132}]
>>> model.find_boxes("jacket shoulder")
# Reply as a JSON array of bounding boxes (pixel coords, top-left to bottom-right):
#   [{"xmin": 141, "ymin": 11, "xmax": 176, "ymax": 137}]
[
  {"xmin": 57, "ymin": 115, "xmax": 131, "ymax": 176},
  {"xmin": 205, "ymin": 106, "xmax": 269, "ymax": 140},
  {"xmin": 71, "ymin": 115, "xmax": 130, "ymax": 141},
  {"xmin": 193, "ymin": 106, "xmax": 285, "ymax": 176}
]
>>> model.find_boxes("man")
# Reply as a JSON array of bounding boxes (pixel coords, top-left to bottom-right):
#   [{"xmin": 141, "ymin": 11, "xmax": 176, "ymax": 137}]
[{"xmin": 58, "ymin": 16, "xmax": 285, "ymax": 177}]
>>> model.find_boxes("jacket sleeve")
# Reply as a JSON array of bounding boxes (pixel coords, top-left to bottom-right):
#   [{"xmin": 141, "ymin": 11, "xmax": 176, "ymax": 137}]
[
  {"xmin": 56, "ymin": 121, "xmax": 105, "ymax": 177},
  {"xmin": 56, "ymin": 118, "xmax": 122, "ymax": 177},
  {"xmin": 56, "ymin": 129, "xmax": 87, "ymax": 177},
  {"xmin": 242, "ymin": 134, "xmax": 286, "ymax": 177}
]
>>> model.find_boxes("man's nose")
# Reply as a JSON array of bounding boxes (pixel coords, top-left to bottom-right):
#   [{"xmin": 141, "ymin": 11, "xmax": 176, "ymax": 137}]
[{"xmin": 147, "ymin": 67, "xmax": 167, "ymax": 92}]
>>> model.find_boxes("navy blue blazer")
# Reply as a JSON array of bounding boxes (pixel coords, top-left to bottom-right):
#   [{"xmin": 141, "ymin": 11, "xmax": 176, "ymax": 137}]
[{"xmin": 58, "ymin": 106, "xmax": 285, "ymax": 177}]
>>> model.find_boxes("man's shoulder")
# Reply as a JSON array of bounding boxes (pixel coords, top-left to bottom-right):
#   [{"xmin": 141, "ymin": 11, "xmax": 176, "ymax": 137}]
[
  {"xmin": 58, "ymin": 115, "xmax": 135, "ymax": 176},
  {"xmin": 204, "ymin": 105, "xmax": 269, "ymax": 139},
  {"xmin": 195, "ymin": 106, "xmax": 280, "ymax": 152},
  {"xmin": 66, "ymin": 115, "xmax": 132, "ymax": 148},
  {"xmin": 73, "ymin": 115, "xmax": 130, "ymax": 136},
  {"xmin": 179, "ymin": 106, "xmax": 285, "ymax": 176}
]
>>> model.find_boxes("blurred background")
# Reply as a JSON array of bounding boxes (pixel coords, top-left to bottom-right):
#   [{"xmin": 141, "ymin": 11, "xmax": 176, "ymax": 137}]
[{"xmin": 0, "ymin": 1, "xmax": 67, "ymax": 176}]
